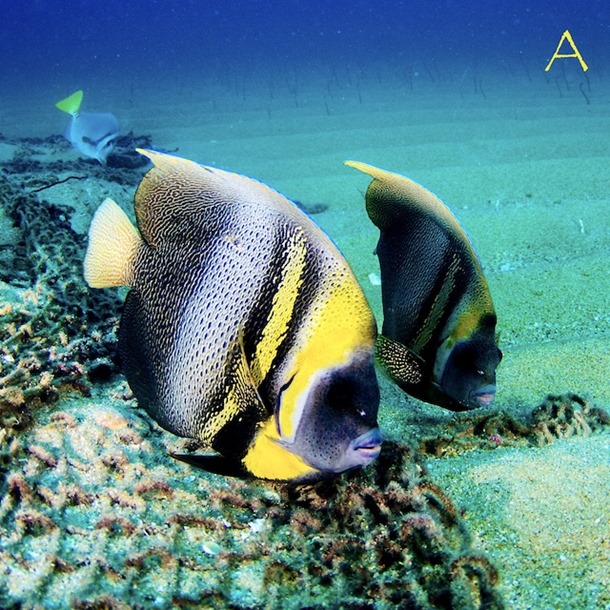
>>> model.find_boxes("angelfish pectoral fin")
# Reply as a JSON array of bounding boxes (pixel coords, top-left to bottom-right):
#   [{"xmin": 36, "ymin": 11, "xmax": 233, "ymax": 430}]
[
  {"xmin": 171, "ymin": 452, "xmax": 251, "ymax": 479},
  {"xmin": 232, "ymin": 331, "xmax": 269, "ymax": 419},
  {"xmin": 376, "ymin": 335, "xmax": 425, "ymax": 385},
  {"xmin": 202, "ymin": 333, "xmax": 269, "ymax": 462}
]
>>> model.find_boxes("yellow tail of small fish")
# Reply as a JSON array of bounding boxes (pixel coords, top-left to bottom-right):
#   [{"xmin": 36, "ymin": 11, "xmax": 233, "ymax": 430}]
[{"xmin": 55, "ymin": 90, "xmax": 84, "ymax": 116}]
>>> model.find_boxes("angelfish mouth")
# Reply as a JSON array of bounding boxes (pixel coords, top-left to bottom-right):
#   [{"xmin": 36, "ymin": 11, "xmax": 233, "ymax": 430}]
[
  {"xmin": 472, "ymin": 385, "xmax": 496, "ymax": 407},
  {"xmin": 352, "ymin": 428, "xmax": 382, "ymax": 463}
]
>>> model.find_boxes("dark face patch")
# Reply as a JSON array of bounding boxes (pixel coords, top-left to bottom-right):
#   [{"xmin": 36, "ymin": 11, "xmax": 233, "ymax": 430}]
[
  {"xmin": 440, "ymin": 335, "xmax": 503, "ymax": 409},
  {"xmin": 288, "ymin": 352, "xmax": 381, "ymax": 473}
]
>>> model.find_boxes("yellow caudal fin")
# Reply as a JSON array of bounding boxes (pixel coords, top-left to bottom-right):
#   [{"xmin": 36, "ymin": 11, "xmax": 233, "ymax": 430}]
[
  {"xmin": 84, "ymin": 198, "xmax": 142, "ymax": 288},
  {"xmin": 55, "ymin": 90, "xmax": 84, "ymax": 115}
]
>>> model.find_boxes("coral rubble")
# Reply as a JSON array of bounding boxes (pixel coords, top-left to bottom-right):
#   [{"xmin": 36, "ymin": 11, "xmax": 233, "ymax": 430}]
[
  {"xmin": 0, "ymin": 134, "xmax": 141, "ymax": 437},
  {"xmin": 530, "ymin": 392, "xmax": 609, "ymax": 446},
  {"xmin": 418, "ymin": 393, "xmax": 609, "ymax": 457},
  {"xmin": 0, "ymin": 394, "xmax": 504, "ymax": 609}
]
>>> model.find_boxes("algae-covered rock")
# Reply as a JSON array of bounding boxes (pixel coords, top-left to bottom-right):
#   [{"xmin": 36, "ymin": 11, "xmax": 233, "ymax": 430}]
[
  {"xmin": 0, "ymin": 139, "xmax": 126, "ymax": 434},
  {"xmin": 0, "ymin": 204, "xmax": 21, "ymax": 275},
  {"xmin": 0, "ymin": 392, "xmax": 504, "ymax": 610}
]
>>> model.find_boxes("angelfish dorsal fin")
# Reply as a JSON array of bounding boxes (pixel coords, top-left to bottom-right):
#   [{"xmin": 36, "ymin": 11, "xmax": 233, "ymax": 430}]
[
  {"xmin": 133, "ymin": 149, "xmax": 317, "ymax": 248},
  {"xmin": 84, "ymin": 198, "xmax": 142, "ymax": 288},
  {"xmin": 376, "ymin": 334, "xmax": 425, "ymax": 385},
  {"xmin": 344, "ymin": 160, "xmax": 467, "ymax": 239}
]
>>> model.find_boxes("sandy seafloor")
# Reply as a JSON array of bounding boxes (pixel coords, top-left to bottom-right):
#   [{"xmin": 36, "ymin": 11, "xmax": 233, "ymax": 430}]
[{"xmin": 1, "ymin": 63, "xmax": 609, "ymax": 609}]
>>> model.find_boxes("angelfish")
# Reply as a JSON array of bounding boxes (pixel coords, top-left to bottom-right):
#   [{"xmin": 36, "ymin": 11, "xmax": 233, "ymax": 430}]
[
  {"xmin": 346, "ymin": 161, "xmax": 502, "ymax": 411},
  {"xmin": 84, "ymin": 150, "xmax": 381, "ymax": 482},
  {"xmin": 55, "ymin": 90, "xmax": 119, "ymax": 164}
]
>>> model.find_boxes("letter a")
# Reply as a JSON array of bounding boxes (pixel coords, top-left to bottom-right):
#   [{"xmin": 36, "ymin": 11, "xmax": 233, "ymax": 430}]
[{"xmin": 545, "ymin": 30, "xmax": 588, "ymax": 72}]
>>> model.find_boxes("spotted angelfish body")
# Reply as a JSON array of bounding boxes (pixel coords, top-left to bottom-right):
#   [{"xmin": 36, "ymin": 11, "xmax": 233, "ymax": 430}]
[{"xmin": 84, "ymin": 151, "xmax": 381, "ymax": 481}]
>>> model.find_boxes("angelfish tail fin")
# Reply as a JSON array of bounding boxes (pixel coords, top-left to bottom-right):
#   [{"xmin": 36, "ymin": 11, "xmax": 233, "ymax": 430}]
[{"xmin": 84, "ymin": 198, "xmax": 141, "ymax": 288}]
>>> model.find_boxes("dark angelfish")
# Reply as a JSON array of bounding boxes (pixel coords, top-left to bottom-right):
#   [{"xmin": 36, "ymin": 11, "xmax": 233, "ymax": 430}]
[{"xmin": 346, "ymin": 161, "xmax": 502, "ymax": 411}]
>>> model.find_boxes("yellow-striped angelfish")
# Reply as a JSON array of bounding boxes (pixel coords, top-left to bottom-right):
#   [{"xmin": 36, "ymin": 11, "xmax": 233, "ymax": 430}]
[
  {"xmin": 346, "ymin": 161, "xmax": 502, "ymax": 411},
  {"xmin": 84, "ymin": 151, "xmax": 381, "ymax": 482}
]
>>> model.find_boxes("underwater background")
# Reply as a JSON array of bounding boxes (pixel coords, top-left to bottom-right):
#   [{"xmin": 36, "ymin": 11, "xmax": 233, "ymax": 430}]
[{"xmin": 1, "ymin": 1, "xmax": 609, "ymax": 608}]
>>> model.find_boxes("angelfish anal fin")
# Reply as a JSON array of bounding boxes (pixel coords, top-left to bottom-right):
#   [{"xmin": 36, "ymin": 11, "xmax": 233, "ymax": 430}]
[{"xmin": 171, "ymin": 452, "xmax": 251, "ymax": 479}]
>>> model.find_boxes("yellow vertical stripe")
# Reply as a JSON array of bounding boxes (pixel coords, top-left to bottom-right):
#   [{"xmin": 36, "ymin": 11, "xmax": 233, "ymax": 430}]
[
  {"xmin": 251, "ymin": 229, "xmax": 307, "ymax": 385},
  {"xmin": 242, "ymin": 418, "xmax": 316, "ymax": 481},
  {"xmin": 278, "ymin": 271, "xmax": 375, "ymax": 440}
]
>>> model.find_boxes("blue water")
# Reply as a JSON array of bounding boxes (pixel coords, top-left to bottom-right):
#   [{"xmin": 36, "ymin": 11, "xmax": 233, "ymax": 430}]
[{"xmin": 2, "ymin": 1, "xmax": 609, "ymax": 100}]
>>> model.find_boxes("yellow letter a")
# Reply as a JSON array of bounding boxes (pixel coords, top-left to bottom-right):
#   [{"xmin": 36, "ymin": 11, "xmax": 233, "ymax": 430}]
[{"xmin": 545, "ymin": 30, "xmax": 588, "ymax": 72}]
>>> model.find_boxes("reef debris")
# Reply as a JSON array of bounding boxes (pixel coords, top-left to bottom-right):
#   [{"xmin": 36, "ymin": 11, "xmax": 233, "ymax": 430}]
[
  {"xmin": 530, "ymin": 392, "xmax": 609, "ymax": 446},
  {"xmin": 0, "ymin": 395, "xmax": 505, "ymax": 609},
  {"xmin": 418, "ymin": 393, "xmax": 609, "ymax": 457},
  {"xmin": 0, "ymin": 135, "xmax": 143, "ymax": 437}
]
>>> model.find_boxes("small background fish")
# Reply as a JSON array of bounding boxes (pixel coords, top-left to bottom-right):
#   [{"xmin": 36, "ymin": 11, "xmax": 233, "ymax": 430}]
[{"xmin": 55, "ymin": 90, "xmax": 119, "ymax": 164}]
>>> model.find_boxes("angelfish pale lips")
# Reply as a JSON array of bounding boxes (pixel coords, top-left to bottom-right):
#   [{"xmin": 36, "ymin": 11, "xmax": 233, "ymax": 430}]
[
  {"xmin": 473, "ymin": 385, "xmax": 496, "ymax": 407},
  {"xmin": 351, "ymin": 427, "xmax": 382, "ymax": 464}
]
